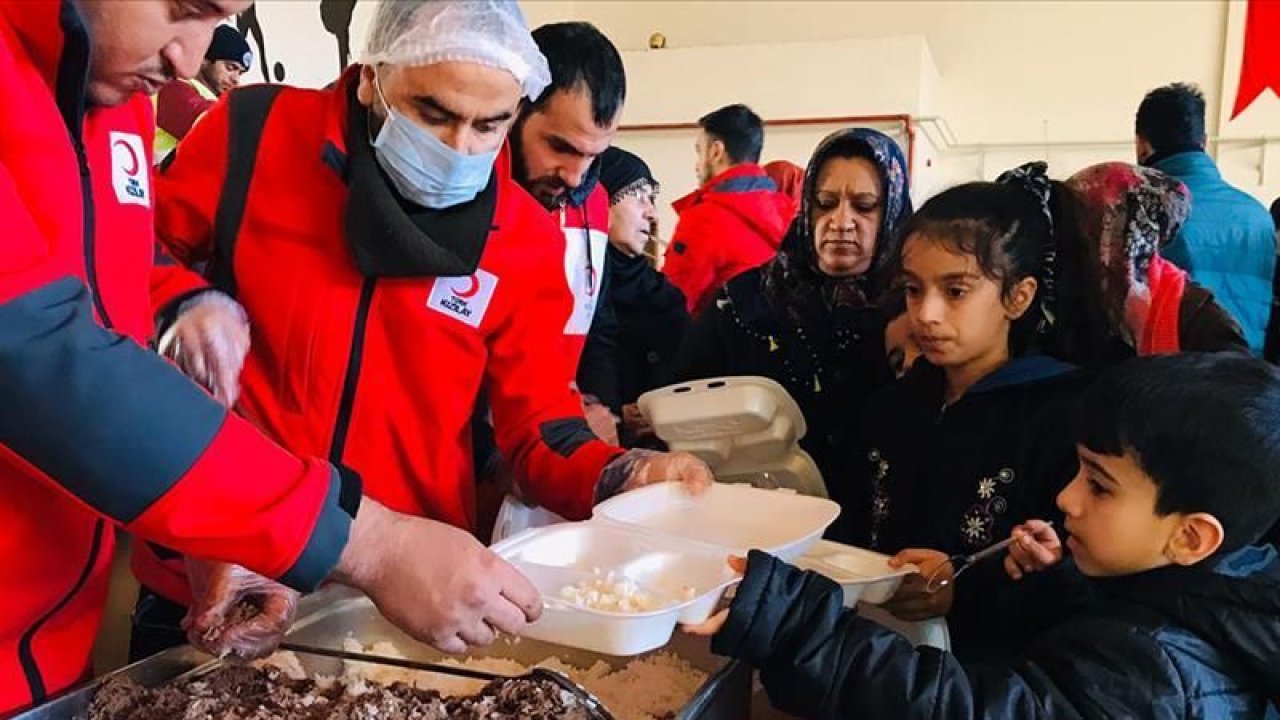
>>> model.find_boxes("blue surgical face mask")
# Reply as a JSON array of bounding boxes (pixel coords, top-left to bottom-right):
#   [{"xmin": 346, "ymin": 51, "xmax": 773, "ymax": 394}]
[{"xmin": 371, "ymin": 72, "xmax": 498, "ymax": 209}]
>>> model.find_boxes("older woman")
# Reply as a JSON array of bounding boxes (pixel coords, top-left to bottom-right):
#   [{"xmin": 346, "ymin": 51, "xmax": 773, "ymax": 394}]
[
  {"xmin": 1065, "ymin": 162, "xmax": 1247, "ymax": 360},
  {"xmin": 667, "ymin": 128, "xmax": 912, "ymax": 494}
]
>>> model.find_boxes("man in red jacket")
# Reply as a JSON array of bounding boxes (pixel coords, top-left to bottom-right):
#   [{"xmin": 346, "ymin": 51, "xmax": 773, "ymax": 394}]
[
  {"xmin": 510, "ymin": 21, "xmax": 625, "ymax": 421},
  {"xmin": 0, "ymin": 0, "xmax": 548, "ymax": 712},
  {"xmin": 141, "ymin": 0, "xmax": 711, "ymax": 659},
  {"xmin": 665, "ymin": 104, "xmax": 796, "ymax": 316}
]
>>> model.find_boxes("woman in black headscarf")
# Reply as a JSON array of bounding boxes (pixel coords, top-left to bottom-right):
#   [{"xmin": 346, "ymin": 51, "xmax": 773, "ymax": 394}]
[{"xmin": 667, "ymin": 128, "xmax": 912, "ymax": 494}]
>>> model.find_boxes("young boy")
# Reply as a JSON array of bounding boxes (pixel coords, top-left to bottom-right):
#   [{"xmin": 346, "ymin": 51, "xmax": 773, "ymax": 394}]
[{"xmin": 688, "ymin": 353, "xmax": 1280, "ymax": 719}]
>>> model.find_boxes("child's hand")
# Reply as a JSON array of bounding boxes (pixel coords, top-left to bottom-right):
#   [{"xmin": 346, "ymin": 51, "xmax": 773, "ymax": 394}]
[
  {"xmin": 884, "ymin": 548, "xmax": 953, "ymax": 621},
  {"xmin": 1004, "ymin": 520, "xmax": 1063, "ymax": 580},
  {"xmin": 682, "ymin": 555, "xmax": 747, "ymax": 636}
]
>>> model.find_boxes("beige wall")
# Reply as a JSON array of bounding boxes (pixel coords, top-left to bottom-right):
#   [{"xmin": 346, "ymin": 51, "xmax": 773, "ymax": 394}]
[{"xmin": 246, "ymin": 0, "xmax": 1278, "ymax": 206}]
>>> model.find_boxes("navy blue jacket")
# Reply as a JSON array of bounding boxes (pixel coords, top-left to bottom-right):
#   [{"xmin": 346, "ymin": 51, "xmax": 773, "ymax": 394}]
[{"xmin": 715, "ymin": 547, "xmax": 1280, "ymax": 719}]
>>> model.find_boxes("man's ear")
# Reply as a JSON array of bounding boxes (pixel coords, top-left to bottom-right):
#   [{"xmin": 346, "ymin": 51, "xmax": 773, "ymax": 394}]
[
  {"xmin": 1004, "ymin": 276, "xmax": 1039, "ymax": 320},
  {"xmin": 1164, "ymin": 512, "xmax": 1225, "ymax": 567},
  {"xmin": 356, "ymin": 64, "xmax": 377, "ymax": 108}
]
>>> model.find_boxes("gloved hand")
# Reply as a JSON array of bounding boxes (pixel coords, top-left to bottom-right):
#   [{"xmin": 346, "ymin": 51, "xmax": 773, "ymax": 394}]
[
  {"xmin": 582, "ymin": 397, "xmax": 620, "ymax": 446},
  {"xmin": 184, "ymin": 560, "xmax": 299, "ymax": 660},
  {"xmin": 157, "ymin": 291, "xmax": 250, "ymax": 407},
  {"xmin": 594, "ymin": 449, "xmax": 714, "ymax": 502}
]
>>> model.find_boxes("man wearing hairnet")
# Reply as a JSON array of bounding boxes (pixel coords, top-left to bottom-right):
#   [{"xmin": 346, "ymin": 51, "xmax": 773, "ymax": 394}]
[{"xmin": 139, "ymin": 0, "xmax": 714, "ymax": 660}]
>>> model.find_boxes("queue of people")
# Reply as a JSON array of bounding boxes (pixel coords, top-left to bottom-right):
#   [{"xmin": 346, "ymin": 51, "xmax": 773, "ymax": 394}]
[{"xmin": 2, "ymin": 0, "xmax": 1279, "ymax": 718}]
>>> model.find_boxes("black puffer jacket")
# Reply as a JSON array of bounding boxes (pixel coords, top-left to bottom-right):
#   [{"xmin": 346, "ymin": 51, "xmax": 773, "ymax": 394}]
[{"xmin": 715, "ymin": 547, "xmax": 1280, "ymax": 720}]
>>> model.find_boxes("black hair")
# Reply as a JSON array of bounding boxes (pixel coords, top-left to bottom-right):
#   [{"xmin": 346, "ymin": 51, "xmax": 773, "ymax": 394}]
[
  {"xmin": 698, "ymin": 104, "xmax": 764, "ymax": 165},
  {"xmin": 1076, "ymin": 353, "xmax": 1280, "ymax": 552},
  {"xmin": 1270, "ymin": 197, "xmax": 1280, "ymax": 228},
  {"xmin": 1135, "ymin": 83, "xmax": 1207, "ymax": 154},
  {"xmin": 891, "ymin": 180, "xmax": 1111, "ymax": 360},
  {"xmin": 530, "ymin": 22, "xmax": 626, "ymax": 127}
]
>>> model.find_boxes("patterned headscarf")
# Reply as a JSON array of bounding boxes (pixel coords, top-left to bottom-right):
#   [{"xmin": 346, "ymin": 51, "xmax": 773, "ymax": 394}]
[
  {"xmin": 1066, "ymin": 162, "xmax": 1190, "ymax": 312},
  {"xmin": 762, "ymin": 128, "xmax": 912, "ymax": 320}
]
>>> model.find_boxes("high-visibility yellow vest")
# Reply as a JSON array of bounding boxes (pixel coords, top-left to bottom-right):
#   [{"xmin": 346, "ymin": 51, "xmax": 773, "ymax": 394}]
[{"xmin": 152, "ymin": 78, "xmax": 216, "ymax": 165}]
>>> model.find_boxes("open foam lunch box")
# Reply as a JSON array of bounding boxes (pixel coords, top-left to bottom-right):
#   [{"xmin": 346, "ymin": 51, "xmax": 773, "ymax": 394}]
[{"xmin": 492, "ymin": 482, "xmax": 841, "ymax": 656}]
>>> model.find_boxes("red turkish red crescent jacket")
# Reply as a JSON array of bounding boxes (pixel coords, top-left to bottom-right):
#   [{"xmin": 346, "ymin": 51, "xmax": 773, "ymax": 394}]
[
  {"xmin": 137, "ymin": 69, "xmax": 622, "ymax": 604},
  {"xmin": 0, "ymin": 2, "xmax": 356, "ymax": 712},
  {"xmin": 664, "ymin": 163, "xmax": 795, "ymax": 316}
]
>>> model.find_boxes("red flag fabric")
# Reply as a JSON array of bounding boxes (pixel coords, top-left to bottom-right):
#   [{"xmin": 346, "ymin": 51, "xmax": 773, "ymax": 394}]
[{"xmin": 1232, "ymin": 0, "xmax": 1280, "ymax": 119}]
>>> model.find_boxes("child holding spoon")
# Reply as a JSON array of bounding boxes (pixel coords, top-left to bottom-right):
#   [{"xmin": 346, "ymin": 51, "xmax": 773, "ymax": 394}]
[{"xmin": 687, "ymin": 353, "xmax": 1280, "ymax": 720}]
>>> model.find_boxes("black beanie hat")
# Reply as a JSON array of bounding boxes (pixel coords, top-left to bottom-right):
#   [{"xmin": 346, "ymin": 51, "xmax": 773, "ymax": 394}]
[
  {"xmin": 598, "ymin": 147, "xmax": 659, "ymax": 205},
  {"xmin": 205, "ymin": 25, "xmax": 253, "ymax": 70}
]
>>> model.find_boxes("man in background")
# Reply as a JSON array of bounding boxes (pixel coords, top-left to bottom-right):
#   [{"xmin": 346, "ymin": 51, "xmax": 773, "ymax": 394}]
[
  {"xmin": 1136, "ymin": 82, "xmax": 1275, "ymax": 354},
  {"xmin": 154, "ymin": 24, "xmax": 252, "ymax": 164},
  {"xmin": 665, "ymin": 103, "xmax": 794, "ymax": 316}
]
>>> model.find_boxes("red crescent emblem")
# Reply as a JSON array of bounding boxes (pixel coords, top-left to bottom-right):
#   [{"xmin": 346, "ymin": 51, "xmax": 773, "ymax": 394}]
[
  {"xmin": 113, "ymin": 139, "xmax": 139, "ymax": 176},
  {"xmin": 451, "ymin": 275, "xmax": 481, "ymax": 299}
]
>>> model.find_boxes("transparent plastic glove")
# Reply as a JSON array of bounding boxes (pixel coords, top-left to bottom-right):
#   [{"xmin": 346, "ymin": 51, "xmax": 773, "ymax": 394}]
[
  {"xmin": 184, "ymin": 560, "xmax": 299, "ymax": 660},
  {"xmin": 157, "ymin": 291, "xmax": 250, "ymax": 407},
  {"xmin": 582, "ymin": 396, "xmax": 620, "ymax": 446},
  {"xmin": 594, "ymin": 449, "xmax": 714, "ymax": 502}
]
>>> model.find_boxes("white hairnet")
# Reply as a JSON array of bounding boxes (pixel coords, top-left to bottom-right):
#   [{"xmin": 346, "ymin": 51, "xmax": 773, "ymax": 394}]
[{"xmin": 362, "ymin": 0, "xmax": 550, "ymax": 100}]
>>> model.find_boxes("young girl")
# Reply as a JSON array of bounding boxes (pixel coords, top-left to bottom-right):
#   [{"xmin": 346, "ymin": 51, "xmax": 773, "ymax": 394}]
[{"xmin": 837, "ymin": 162, "xmax": 1108, "ymax": 660}]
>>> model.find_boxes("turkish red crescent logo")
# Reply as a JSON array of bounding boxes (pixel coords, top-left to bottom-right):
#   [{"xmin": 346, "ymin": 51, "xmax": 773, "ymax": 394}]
[
  {"xmin": 113, "ymin": 139, "xmax": 140, "ymax": 176},
  {"xmin": 450, "ymin": 275, "xmax": 481, "ymax": 299}
]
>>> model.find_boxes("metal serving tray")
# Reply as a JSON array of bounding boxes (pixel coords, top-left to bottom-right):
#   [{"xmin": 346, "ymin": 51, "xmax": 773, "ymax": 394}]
[{"xmin": 10, "ymin": 586, "xmax": 749, "ymax": 720}]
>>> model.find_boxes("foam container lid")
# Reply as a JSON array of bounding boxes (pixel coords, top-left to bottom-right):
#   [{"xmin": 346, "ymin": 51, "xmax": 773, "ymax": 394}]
[{"xmin": 593, "ymin": 482, "xmax": 841, "ymax": 562}]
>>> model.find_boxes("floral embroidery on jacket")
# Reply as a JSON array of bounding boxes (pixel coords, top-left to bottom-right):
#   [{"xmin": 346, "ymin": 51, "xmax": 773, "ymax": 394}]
[
  {"xmin": 959, "ymin": 468, "xmax": 1015, "ymax": 548},
  {"xmin": 868, "ymin": 448, "xmax": 891, "ymax": 548}
]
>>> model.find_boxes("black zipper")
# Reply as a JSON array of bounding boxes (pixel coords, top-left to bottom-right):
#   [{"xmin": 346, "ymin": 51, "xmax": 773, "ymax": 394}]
[
  {"xmin": 328, "ymin": 279, "xmax": 376, "ymax": 464},
  {"xmin": 77, "ymin": 145, "xmax": 111, "ymax": 327},
  {"xmin": 18, "ymin": 519, "xmax": 105, "ymax": 703}
]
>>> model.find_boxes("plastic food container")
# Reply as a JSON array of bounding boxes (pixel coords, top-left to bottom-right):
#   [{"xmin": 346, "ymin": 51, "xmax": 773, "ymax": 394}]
[
  {"xmin": 492, "ymin": 522, "xmax": 740, "ymax": 656},
  {"xmin": 794, "ymin": 540, "xmax": 951, "ymax": 650},
  {"xmin": 793, "ymin": 540, "xmax": 913, "ymax": 605},
  {"xmin": 639, "ymin": 376, "xmax": 828, "ymax": 498},
  {"xmin": 593, "ymin": 481, "xmax": 841, "ymax": 561}
]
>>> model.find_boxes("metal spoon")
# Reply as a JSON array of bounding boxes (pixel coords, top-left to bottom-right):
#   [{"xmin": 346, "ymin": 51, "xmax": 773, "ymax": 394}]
[{"xmin": 925, "ymin": 522, "xmax": 1054, "ymax": 593}]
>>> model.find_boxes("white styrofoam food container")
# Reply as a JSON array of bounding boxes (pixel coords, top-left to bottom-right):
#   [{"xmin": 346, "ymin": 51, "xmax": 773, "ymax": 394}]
[
  {"xmin": 492, "ymin": 522, "xmax": 740, "ymax": 656},
  {"xmin": 639, "ymin": 376, "xmax": 828, "ymax": 498},
  {"xmin": 793, "ymin": 540, "xmax": 914, "ymax": 605},
  {"xmin": 593, "ymin": 481, "xmax": 841, "ymax": 561},
  {"xmin": 794, "ymin": 540, "xmax": 951, "ymax": 650}
]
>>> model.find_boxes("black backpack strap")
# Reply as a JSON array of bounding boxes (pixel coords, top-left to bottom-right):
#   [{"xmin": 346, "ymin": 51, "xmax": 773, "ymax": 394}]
[{"xmin": 205, "ymin": 84, "xmax": 284, "ymax": 296}]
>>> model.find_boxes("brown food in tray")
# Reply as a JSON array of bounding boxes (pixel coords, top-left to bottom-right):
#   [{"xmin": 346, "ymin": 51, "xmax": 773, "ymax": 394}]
[{"xmin": 88, "ymin": 663, "xmax": 595, "ymax": 720}]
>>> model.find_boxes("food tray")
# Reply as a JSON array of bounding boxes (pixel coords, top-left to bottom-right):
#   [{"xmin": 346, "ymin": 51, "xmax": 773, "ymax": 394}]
[
  {"xmin": 492, "ymin": 522, "xmax": 740, "ymax": 655},
  {"xmin": 593, "ymin": 481, "xmax": 840, "ymax": 561},
  {"xmin": 793, "ymin": 540, "xmax": 913, "ymax": 605},
  {"xmin": 11, "ymin": 586, "xmax": 750, "ymax": 720},
  {"xmin": 283, "ymin": 587, "xmax": 751, "ymax": 719}
]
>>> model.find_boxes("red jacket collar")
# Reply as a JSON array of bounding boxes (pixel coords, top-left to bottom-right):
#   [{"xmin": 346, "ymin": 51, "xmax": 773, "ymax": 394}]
[
  {"xmin": 673, "ymin": 163, "xmax": 772, "ymax": 213},
  {"xmin": 2, "ymin": 0, "xmax": 90, "ymax": 134},
  {"xmin": 1, "ymin": 0, "xmax": 70, "ymax": 85}
]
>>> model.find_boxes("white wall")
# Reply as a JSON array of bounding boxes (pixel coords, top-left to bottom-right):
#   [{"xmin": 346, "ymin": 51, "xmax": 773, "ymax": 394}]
[
  {"xmin": 242, "ymin": 1, "xmax": 1280, "ymax": 207},
  {"xmin": 570, "ymin": 0, "xmax": 1278, "ymax": 205}
]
